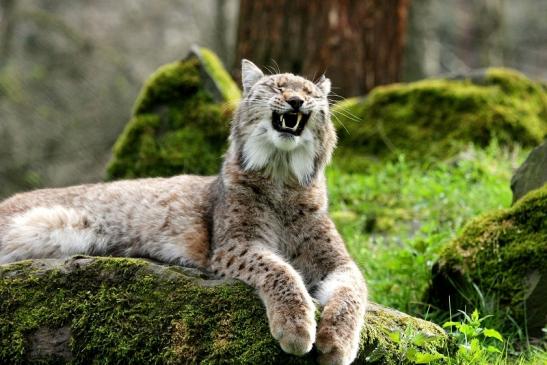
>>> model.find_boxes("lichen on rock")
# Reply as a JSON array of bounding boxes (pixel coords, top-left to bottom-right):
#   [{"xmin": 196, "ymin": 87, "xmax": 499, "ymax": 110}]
[
  {"xmin": 106, "ymin": 47, "xmax": 240, "ymax": 180},
  {"xmin": 332, "ymin": 68, "xmax": 547, "ymax": 168},
  {"xmin": 427, "ymin": 184, "xmax": 547, "ymax": 336},
  {"xmin": 0, "ymin": 257, "xmax": 447, "ymax": 364}
]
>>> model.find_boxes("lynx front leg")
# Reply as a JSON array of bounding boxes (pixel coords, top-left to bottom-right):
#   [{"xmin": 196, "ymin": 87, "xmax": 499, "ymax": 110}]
[
  {"xmin": 211, "ymin": 244, "xmax": 316, "ymax": 356},
  {"xmin": 315, "ymin": 262, "xmax": 367, "ymax": 365}
]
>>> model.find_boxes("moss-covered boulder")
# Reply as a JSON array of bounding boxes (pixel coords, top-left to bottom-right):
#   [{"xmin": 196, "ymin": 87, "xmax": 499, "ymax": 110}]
[
  {"xmin": 427, "ymin": 184, "xmax": 546, "ymax": 336},
  {"xmin": 332, "ymin": 68, "xmax": 547, "ymax": 167},
  {"xmin": 107, "ymin": 52, "xmax": 546, "ymax": 176},
  {"xmin": 106, "ymin": 47, "xmax": 240, "ymax": 180},
  {"xmin": 0, "ymin": 257, "xmax": 448, "ymax": 364}
]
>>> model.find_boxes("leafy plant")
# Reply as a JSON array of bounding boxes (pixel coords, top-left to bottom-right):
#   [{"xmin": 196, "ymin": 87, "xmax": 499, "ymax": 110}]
[{"xmin": 443, "ymin": 309, "xmax": 505, "ymax": 364}]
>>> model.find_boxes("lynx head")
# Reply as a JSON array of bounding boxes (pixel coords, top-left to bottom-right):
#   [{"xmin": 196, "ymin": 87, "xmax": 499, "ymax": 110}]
[{"xmin": 230, "ymin": 59, "xmax": 336, "ymax": 186}]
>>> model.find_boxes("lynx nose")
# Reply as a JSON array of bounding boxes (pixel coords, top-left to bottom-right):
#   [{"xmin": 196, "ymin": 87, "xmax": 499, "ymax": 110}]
[{"xmin": 287, "ymin": 96, "xmax": 304, "ymax": 111}]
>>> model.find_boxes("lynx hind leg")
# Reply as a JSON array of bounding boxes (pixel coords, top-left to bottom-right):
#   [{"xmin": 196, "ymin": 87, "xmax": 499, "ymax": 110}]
[
  {"xmin": 211, "ymin": 245, "xmax": 316, "ymax": 356},
  {"xmin": 0, "ymin": 205, "xmax": 103, "ymax": 264},
  {"xmin": 315, "ymin": 264, "xmax": 367, "ymax": 365}
]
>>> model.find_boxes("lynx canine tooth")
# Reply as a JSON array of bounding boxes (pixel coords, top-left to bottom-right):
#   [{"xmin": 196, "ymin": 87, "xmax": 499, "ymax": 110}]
[{"xmin": 289, "ymin": 113, "xmax": 302, "ymax": 130}]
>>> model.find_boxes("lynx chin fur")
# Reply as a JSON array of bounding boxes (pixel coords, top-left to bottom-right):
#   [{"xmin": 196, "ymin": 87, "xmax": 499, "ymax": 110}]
[{"xmin": 0, "ymin": 60, "xmax": 367, "ymax": 365}]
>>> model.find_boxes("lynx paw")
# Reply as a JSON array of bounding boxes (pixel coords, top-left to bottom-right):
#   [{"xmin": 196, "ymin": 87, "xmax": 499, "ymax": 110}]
[
  {"xmin": 269, "ymin": 302, "xmax": 316, "ymax": 356},
  {"xmin": 316, "ymin": 324, "xmax": 358, "ymax": 365}
]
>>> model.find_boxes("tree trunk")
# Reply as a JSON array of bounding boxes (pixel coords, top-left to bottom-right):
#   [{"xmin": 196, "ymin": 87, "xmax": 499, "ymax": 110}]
[{"xmin": 235, "ymin": 0, "xmax": 411, "ymax": 97}]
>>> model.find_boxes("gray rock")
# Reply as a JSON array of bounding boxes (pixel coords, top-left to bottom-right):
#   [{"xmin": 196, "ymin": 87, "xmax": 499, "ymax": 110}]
[{"xmin": 511, "ymin": 141, "xmax": 547, "ymax": 204}]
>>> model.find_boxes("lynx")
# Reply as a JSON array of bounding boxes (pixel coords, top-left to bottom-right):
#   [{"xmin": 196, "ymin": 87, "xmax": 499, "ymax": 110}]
[{"xmin": 0, "ymin": 60, "xmax": 367, "ymax": 365}]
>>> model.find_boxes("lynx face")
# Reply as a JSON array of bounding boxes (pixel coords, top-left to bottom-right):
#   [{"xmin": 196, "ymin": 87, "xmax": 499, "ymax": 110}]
[{"xmin": 233, "ymin": 60, "xmax": 336, "ymax": 185}]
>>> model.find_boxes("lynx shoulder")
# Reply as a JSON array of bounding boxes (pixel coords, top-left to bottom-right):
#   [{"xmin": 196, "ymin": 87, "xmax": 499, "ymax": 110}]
[{"xmin": 0, "ymin": 59, "xmax": 367, "ymax": 365}]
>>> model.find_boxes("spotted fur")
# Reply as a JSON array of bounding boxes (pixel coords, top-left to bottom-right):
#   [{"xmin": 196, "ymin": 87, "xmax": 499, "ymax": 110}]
[{"xmin": 0, "ymin": 60, "xmax": 367, "ymax": 365}]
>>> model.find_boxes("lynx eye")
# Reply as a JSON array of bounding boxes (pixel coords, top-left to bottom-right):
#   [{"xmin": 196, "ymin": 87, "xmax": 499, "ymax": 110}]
[{"xmin": 269, "ymin": 85, "xmax": 283, "ymax": 93}]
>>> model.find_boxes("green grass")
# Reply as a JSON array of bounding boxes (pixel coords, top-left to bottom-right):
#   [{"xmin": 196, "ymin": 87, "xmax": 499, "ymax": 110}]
[
  {"xmin": 327, "ymin": 142, "xmax": 546, "ymax": 363},
  {"xmin": 328, "ymin": 142, "xmax": 522, "ymax": 311}
]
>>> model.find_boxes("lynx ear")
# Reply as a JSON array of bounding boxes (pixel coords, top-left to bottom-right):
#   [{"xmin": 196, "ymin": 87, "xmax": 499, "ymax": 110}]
[
  {"xmin": 241, "ymin": 59, "xmax": 264, "ymax": 95},
  {"xmin": 316, "ymin": 75, "xmax": 331, "ymax": 96}
]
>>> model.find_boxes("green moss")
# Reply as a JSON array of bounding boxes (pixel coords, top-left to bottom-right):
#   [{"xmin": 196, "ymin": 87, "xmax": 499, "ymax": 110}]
[
  {"xmin": 0, "ymin": 257, "xmax": 447, "ymax": 364},
  {"xmin": 428, "ymin": 184, "xmax": 547, "ymax": 334},
  {"xmin": 132, "ymin": 60, "xmax": 202, "ymax": 115},
  {"xmin": 108, "ymin": 54, "xmax": 545, "ymax": 177},
  {"xmin": 356, "ymin": 304, "xmax": 447, "ymax": 364},
  {"xmin": 332, "ymin": 68, "xmax": 547, "ymax": 165},
  {"xmin": 197, "ymin": 47, "xmax": 241, "ymax": 103},
  {"xmin": 106, "ymin": 48, "xmax": 236, "ymax": 180}
]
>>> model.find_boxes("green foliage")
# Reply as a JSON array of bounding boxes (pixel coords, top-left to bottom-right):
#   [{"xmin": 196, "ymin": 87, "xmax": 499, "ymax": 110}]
[
  {"xmin": 332, "ymin": 68, "xmax": 547, "ymax": 164},
  {"xmin": 329, "ymin": 143, "xmax": 546, "ymax": 363},
  {"xmin": 443, "ymin": 309, "xmax": 505, "ymax": 365},
  {"xmin": 329, "ymin": 142, "xmax": 523, "ymax": 314},
  {"xmin": 376, "ymin": 309, "xmax": 509, "ymax": 365}
]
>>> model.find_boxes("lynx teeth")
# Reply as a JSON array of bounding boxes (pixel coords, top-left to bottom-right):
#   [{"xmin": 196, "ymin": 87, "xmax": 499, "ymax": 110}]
[{"xmin": 281, "ymin": 113, "xmax": 302, "ymax": 130}]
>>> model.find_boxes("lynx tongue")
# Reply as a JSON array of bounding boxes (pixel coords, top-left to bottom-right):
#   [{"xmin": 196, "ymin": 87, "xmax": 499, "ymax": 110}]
[{"xmin": 280, "ymin": 112, "xmax": 302, "ymax": 131}]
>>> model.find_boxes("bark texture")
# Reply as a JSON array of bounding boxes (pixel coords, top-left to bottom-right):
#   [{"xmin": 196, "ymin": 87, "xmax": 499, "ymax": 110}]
[{"xmin": 235, "ymin": 0, "xmax": 411, "ymax": 96}]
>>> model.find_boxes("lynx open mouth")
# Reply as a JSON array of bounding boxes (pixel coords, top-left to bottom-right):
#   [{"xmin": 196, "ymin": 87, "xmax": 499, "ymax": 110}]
[{"xmin": 272, "ymin": 111, "xmax": 310, "ymax": 136}]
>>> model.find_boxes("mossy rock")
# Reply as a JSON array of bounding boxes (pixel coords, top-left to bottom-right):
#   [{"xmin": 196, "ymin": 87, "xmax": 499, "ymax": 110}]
[
  {"xmin": 0, "ymin": 257, "xmax": 448, "ymax": 364},
  {"xmin": 106, "ymin": 47, "xmax": 240, "ymax": 180},
  {"xmin": 332, "ymin": 68, "xmax": 547, "ymax": 168},
  {"xmin": 426, "ymin": 184, "xmax": 547, "ymax": 336},
  {"xmin": 108, "ymin": 53, "xmax": 546, "ymax": 176}
]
